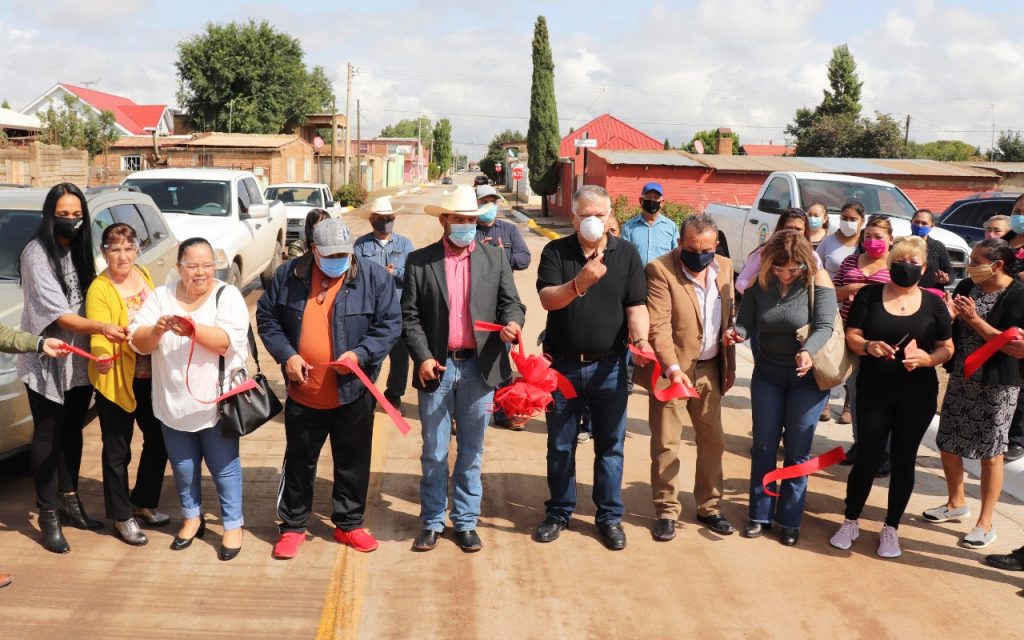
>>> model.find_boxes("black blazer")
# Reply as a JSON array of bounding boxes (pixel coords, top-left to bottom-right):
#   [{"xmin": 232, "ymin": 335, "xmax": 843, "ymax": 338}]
[
  {"xmin": 947, "ymin": 277, "xmax": 1024, "ymax": 386},
  {"xmin": 401, "ymin": 240, "xmax": 526, "ymax": 390}
]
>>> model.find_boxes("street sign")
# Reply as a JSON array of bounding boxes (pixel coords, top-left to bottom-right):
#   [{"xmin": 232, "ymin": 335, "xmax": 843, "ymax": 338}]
[
  {"xmin": 693, "ymin": 139, "xmax": 705, "ymax": 154},
  {"xmin": 574, "ymin": 138, "xmax": 597, "ymax": 148},
  {"xmin": 495, "ymin": 163, "xmax": 503, "ymax": 172},
  {"xmin": 512, "ymin": 167, "xmax": 524, "ymax": 180}
]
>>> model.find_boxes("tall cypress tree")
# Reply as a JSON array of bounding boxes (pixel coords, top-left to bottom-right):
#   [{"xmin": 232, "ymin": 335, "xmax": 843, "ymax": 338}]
[{"xmin": 527, "ymin": 16, "xmax": 560, "ymax": 215}]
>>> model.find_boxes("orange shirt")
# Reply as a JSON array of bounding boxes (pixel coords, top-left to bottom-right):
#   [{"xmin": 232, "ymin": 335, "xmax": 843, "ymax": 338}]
[{"xmin": 288, "ymin": 268, "xmax": 344, "ymax": 409}]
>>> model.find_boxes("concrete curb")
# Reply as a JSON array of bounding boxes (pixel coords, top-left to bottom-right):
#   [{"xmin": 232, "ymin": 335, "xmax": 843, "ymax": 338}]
[{"xmin": 512, "ymin": 206, "xmax": 562, "ymax": 241}]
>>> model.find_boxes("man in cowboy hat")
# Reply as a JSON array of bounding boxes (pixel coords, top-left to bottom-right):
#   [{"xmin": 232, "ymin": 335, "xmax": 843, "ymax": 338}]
[
  {"xmin": 475, "ymin": 185, "xmax": 531, "ymax": 271},
  {"xmin": 402, "ymin": 184, "xmax": 526, "ymax": 552},
  {"xmin": 353, "ymin": 196, "xmax": 415, "ymax": 413}
]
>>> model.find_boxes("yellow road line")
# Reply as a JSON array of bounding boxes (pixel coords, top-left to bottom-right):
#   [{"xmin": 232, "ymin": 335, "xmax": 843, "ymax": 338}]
[
  {"xmin": 315, "ymin": 412, "xmax": 394, "ymax": 640},
  {"xmin": 527, "ymin": 218, "xmax": 563, "ymax": 240}
]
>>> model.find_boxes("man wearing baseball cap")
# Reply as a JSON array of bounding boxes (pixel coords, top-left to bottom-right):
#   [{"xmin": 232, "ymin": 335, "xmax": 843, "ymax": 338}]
[
  {"xmin": 620, "ymin": 182, "xmax": 679, "ymax": 265},
  {"xmin": 475, "ymin": 185, "xmax": 531, "ymax": 271},
  {"xmin": 257, "ymin": 217, "xmax": 402, "ymax": 559}
]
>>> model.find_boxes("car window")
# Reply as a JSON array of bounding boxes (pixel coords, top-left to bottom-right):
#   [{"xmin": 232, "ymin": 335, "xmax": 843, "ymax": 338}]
[
  {"xmin": 91, "ymin": 207, "xmax": 116, "ymax": 254},
  {"xmin": 243, "ymin": 178, "xmax": 262, "ymax": 206},
  {"xmin": 970, "ymin": 200, "xmax": 1014, "ymax": 228},
  {"xmin": 112, "ymin": 203, "xmax": 151, "ymax": 249},
  {"xmin": 762, "ymin": 177, "xmax": 792, "ymax": 209},
  {"xmin": 122, "ymin": 179, "xmax": 230, "ymax": 217},
  {"xmin": 237, "ymin": 179, "xmax": 252, "ymax": 212},
  {"xmin": 0, "ymin": 210, "xmax": 41, "ymax": 280},
  {"xmin": 136, "ymin": 202, "xmax": 171, "ymax": 241},
  {"xmin": 943, "ymin": 203, "xmax": 977, "ymax": 226}
]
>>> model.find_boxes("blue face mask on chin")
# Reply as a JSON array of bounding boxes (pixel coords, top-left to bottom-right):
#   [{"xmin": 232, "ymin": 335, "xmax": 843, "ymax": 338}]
[
  {"xmin": 317, "ymin": 254, "xmax": 350, "ymax": 278},
  {"xmin": 477, "ymin": 203, "xmax": 497, "ymax": 225}
]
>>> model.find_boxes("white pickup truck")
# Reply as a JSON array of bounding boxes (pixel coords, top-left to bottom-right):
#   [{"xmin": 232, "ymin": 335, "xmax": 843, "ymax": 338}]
[
  {"xmin": 123, "ymin": 168, "xmax": 287, "ymax": 289},
  {"xmin": 263, "ymin": 182, "xmax": 342, "ymax": 243},
  {"xmin": 706, "ymin": 171, "xmax": 971, "ymax": 285}
]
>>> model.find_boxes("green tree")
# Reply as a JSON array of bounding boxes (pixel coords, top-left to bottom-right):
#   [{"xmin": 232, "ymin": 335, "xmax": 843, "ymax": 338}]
[
  {"xmin": 907, "ymin": 139, "xmax": 981, "ymax": 161},
  {"xmin": 83, "ymin": 110, "xmax": 121, "ymax": 158},
  {"xmin": 685, "ymin": 129, "xmax": 740, "ymax": 154},
  {"xmin": 380, "ymin": 116, "xmax": 434, "ymax": 152},
  {"xmin": 818, "ymin": 44, "xmax": 862, "ymax": 118},
  {"xmin": 175, "ymin": 20, "xmax": 329, "ymax": 133},
  {"xmin": 527, "ymin": 16, "xmax": 561, "ymax": 215},
  {"xmin": 479, "ymin": 129, "xmax": 525, "ymax": 181},
  {"xmin": 37, "ymin": 94, "xmax": 121, "ymax": 157},
  {"xmin": 433, "ymin": 118, "xmax": 453, "ymax": 174},
  {"xmin": 992, "ymin": 130, "xmax": 1024, "ymax": 162},
  {"xmin": 663, "ymin": 137, "xmax": 671, "ymax": 150},
  {"xmin": 1, "ymin": 99, "xmax": 10, "ymax": 109}
]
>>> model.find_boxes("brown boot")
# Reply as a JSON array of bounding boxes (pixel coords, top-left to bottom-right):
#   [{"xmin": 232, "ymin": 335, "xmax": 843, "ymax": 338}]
[{"xmin": 838, "ymin": 398, "xmax": 852, "ymax": 424}]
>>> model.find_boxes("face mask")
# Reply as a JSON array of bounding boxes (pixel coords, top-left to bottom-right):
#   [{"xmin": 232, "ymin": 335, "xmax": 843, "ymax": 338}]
[
  {"xmin": 317, "ymin": 255, "xmax": 350, "ymax": 278},
  {"xmin": 807, "ymin": 217, "xmax": 823, "ymax": 230},
  {"xmin": 839, "ymin": 220, "xmax": 860, "ymax": 237},
  {"xmin": 1012, "ymin": 214, "xmax": 1024, "ymax": 235},
  {"xmin": 862, "ymin": 238, "xmax": 888, "ymax": 258},
  {"xmin": 577, "ymin": 216, "xmax": 606, "ymax": 243},
  {"xmin": 641, "ymin": 200, "xmax": 661, "ymax": 215},
  {"xmin": 967, "ymin": 263, "xmax": 995, "ymax": 284},
  {"xmin": 911, "ymin": 223, "xmax": 931, "ymax": 238},
  {"xmin": 447, "ymin": 223, "xmax": 476, "ymax": 248},
  {"xmin": 54, "ymin": 217, "xmax": 83, "ymax": 240},
  {"xmin": 370, "ymin": 218, "xmax": 394, "ymax": 235},
  {"xmin": 889, "ymin": 262, "xmax": 923, "ymax": 287},
  {"xmin": 477, "ymin": 204, "xmax": 497, "ymax": 225},
  {"xmin": 679, "ymin": 248, "xmax": 715, "ymax": 272}
]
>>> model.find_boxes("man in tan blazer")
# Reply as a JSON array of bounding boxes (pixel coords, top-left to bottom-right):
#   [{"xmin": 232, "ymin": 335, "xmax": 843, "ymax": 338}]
[{"xmin": 640, "ymin": 213, "xmax": 737, "ymax": 541}]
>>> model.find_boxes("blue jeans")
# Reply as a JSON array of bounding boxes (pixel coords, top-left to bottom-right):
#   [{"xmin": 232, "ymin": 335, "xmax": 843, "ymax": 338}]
[
  {"xmin": 748, "ymin": 358, "xmax": 828, "ymax": 530},
  {"xmin": 417, "ymin": 356, "xmax": 494, "ymax": 532},
  {"xmin": 545, "ymin": 352, "xmax": 628, "ymax": 526},
  {"xmin": 161, "ymin": 424, "xmax": 244, "ymax": 530}
]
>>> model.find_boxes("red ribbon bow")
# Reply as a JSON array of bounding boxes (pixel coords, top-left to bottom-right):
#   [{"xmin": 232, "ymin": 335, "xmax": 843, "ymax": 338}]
[
  {"xmin": 963, "ymin": 326, "xmax": 1021, "ymax": 380},
  {"xmin": 627, "ymin": 344, "xmax": 700, "ymax": 402},
  {"xmin": 762, "ymin": 446, "xmax": 845, "ymax": 497},
  {"xmin": 474, "ymin": 321, "xmax": 577, "ymax": 419}
]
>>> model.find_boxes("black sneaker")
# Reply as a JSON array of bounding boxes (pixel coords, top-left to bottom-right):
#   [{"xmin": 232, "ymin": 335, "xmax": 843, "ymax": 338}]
[{"xmin": 1005, "ymin": 444, "xmax": 1024, "ymax": 463}]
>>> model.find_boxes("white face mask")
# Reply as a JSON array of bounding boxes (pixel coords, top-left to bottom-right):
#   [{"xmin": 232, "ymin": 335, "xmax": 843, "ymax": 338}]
[
  {"xmin": 839, "ymin": 220, "xmax": 860, "ymax": 237},
  {"xmin": 577, "ymin": 216, "xmax": 606, "ymax": 243}
]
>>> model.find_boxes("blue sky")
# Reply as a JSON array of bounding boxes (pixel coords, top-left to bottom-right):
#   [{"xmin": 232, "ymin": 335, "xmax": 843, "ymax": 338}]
[{"xmin": 3, "ymin": 0, "xmax": 1023, "ymax": 156}]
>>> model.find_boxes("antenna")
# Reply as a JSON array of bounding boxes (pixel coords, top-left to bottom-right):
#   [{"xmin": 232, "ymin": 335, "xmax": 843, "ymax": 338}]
[{"xmin": 80, "ymin": 79, "xmax": 100, "ymax": 88}]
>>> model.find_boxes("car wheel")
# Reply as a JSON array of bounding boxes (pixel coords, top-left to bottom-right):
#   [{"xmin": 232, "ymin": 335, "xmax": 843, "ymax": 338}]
[
  {"xmin": 230, "ymin": 262, "xmax": 243, "ymax": 290},
  {"xmin": 260, "ymin": 238, "xmax": 283, "ymax": 289}
]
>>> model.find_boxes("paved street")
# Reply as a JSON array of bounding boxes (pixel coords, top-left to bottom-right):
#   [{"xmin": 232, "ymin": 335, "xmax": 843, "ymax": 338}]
[{"xmin": 1, "ymin": 174, "xmax": 1023, "ymax": 639}]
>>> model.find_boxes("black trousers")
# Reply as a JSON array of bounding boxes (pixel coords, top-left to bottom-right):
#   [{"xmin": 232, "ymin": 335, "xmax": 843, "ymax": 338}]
[
  {"xmin": 96, "ymin": 379, "xmax": 168, "ymax": 521},
  {"xmin": 27, "ymin": 385, "xmax": 94, "ymax": 511},
  {"xmin": 278, "ymin": 393, "xmax": 375, "ymax": 533},
  {"xmin": 845, "ymin": 380, "xmax": 936, "ymax": 528},
  {"xmin": 1008, "ymin": 388, "xmax": 1024, "ymax": 449},
  {"xmin": 384, "ymin": 338, "xmax": 410, "ymax": 402}
]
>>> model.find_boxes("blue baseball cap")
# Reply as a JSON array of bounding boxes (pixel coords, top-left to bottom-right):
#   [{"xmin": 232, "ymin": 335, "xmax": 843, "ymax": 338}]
[{"xmin": 641, "ymin": 182, "xmax": 664, "ymax": 196}]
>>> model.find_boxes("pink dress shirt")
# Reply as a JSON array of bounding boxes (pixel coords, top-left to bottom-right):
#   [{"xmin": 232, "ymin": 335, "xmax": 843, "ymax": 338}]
[{"xmin": 444, "ymin": 238, "xmax": 477, "ymax": 350}]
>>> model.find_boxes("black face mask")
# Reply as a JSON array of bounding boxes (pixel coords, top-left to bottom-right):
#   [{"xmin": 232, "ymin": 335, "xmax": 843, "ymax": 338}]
[
  {"xmin": 679, "ymin": 248, "xmax": 715, "ymax": 272},
  {"xmin": 641, "ymin": 199, "xmax": 662, "ymax": 214},
  {"xmin": 54, "ymin": 217, "xmax": 83, "ymax": 240},
  {"xmin": 889, "ymin": 262, "xmax": 923, "ymax": 287},
  {"xmin": 370, "ymin": 218, "xmax": 394, "ymax": 235}
]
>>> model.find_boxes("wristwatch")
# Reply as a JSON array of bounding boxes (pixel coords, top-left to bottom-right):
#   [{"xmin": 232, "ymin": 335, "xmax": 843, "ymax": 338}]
[{"xmin": 36, "ymin": 337, "xmax": 45, "ymax": 353}]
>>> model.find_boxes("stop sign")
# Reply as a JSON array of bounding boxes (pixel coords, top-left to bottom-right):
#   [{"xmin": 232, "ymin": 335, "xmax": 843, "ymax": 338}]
[
  {"xmin": 512, "ymin": 167, "xmax": 524, "ymax": 180},
  {"xmin": 495, "ymin": 163, "xmax": 503, "ymax": 172}
]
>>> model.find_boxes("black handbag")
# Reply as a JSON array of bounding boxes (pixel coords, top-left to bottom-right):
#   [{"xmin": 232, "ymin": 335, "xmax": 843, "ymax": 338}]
[{"xmin": 218, "ymin": 324, "xmax": 283, "ymax": 437}]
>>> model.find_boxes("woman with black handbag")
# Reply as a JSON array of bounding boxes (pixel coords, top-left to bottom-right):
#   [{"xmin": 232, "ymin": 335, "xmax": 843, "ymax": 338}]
[{"xmin": 130, "ymin": 238, "xmax": 250, "ymax": 561}]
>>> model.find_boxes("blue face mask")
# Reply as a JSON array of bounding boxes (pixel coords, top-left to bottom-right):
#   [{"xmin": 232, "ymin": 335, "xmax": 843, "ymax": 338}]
[
  {"xmin": 448, "ymin": 223, "xmax": 477, "ymax": 248},
  {"xmin": 477, "ymin": 203, "xmax": 497, "ymax": 225},
  {"xmin": 317, "ymin": 255, "xmax": 350, "ymax": 278},
  {"xmin": 910, "ymin": 223, "xmax": 931, "ymax": 237},
  {"xmin": 807, "ymin": 217, "xmax": 823, "ymax": 230},
  {"xmin": 1012, "ymin": 214, "xmax": 1024, "ymax": 235}
]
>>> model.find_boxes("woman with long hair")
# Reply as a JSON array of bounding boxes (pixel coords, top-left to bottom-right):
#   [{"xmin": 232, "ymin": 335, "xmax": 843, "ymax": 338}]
[{"xmin": 735, "ymin": 208, "xmax": 822, "ymax": 294}]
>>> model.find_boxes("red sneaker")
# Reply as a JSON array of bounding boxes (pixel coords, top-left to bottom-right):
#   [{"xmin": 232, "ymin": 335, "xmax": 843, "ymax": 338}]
[
  {"xmin": 334, "ymin": 527, "xmax": 379, "ymax": 553},
  {"xmin": 272, "ymin": 532, "xmax": 306, "ymax": 559}
]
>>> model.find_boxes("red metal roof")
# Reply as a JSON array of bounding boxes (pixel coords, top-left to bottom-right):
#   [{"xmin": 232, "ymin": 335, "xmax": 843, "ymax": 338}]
[
  {"xmin": 62, "ymin": 83, "xmax": 167, "ymax": 135},
  {"xmin": 741, "ymin": 144, "xmax": 795, "ymax": 157},
  {"xmin": 559, "ymin": 113, "xmax": 663, "ymax": 158}
]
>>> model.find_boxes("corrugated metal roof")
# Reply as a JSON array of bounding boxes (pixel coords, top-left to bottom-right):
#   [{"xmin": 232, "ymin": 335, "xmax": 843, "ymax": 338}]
[
  {"xmin": 590, "ymin": 149, "xmax": 704, "ymax": 167},
  {"xmin": 961, "ymin": 161, "xmax": 1024, "ymax": 175},
  {"xmin": 176, "ymin": 133, "xmax": 309, "ymax": 149},
  {"xmin": 109, "ymin": 136, "xmax": 190, "ymax": 148},
  {"xmin": 559, "ymin": 114, "xmax": 663, "ymax": 158},
  {"xmin": 0, "ymin": 107, "xmax": 41, "ymax": 131},
  {"xmin": 682, "ymin": 154, "xmax": 998, "ymax": 178}
]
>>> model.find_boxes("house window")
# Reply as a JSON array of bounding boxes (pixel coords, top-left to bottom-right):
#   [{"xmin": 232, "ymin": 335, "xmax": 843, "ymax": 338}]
[
  {"xmin": 193, "ymin": 154, "xmax": 213, "ymax": 167},
  {"xmin": 286, "ymin": 158, "xmax": 296, "ymax": 182},
  {"xmin": 120, "ymin": 155, "xmax": 142, "ymax": 172},
  {"xmin": 304, "ymin": 158, "xmax": 311, "ymax": 181}
]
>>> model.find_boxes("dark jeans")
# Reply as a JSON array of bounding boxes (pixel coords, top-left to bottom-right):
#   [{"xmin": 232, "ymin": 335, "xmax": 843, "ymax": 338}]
[
  {"xmin": 384, "ymin": 338, "xmax": 410, "ymax": 402},
  {"xmin": 27, "ymin": 385, "xmax": 94, "ymax": 511},
  {"xmin": 544, "ymin": 352, "xmax": 628, "ymax": 526},
  {"xmin": 96, "ymin": 379, "xmax": 168, "ymax": 521},
  {"xmin": 1009, "ymin": 388, "xmax": 1024, "ymax": 449},
  {"xmin": 844, "ymin": 379, "xmax": 936, "ymax": 528},
  {"xmin": 279, "ymin": 393, "xmax": 375, "ymax": 533}
]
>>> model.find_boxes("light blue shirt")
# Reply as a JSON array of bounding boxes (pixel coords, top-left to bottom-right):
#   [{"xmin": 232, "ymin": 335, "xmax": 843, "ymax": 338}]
[{"xmin": 620, "ymin": 214, "xmax": 679, "ymax": 264}]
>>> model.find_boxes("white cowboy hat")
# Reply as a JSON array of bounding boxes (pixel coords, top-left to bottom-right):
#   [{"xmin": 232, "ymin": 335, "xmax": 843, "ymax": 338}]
[
  {"xmin": 353, "ymin": 195, "xmax": 404, "ymax": 216},
  {"xmin": 424, "ymin": 185, "xmax": 488, "ymax": 217}
]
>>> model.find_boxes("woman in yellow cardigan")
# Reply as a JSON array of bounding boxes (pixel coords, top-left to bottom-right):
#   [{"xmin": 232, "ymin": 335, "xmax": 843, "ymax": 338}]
[{"xmin": 86, "ymin": 223, "xmax": 169, "ymax": 546}]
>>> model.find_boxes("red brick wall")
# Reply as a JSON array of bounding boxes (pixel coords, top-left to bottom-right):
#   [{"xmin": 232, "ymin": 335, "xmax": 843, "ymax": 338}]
[{"xmin": 887, "ymin": 178, "xmax": 1000, "ymax": 213}]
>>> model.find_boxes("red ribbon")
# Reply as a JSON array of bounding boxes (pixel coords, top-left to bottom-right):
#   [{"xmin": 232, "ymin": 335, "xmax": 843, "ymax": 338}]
[
  {"xmin": 326, "ymin": 357, "xmax": 411, "ymax": 436},
  {"xmin": 627, "ymin": 344, "xmax": 700, "ymax": 402},
  {"xmin": 762, "ymin": 446, "xmax": 846, "ymax": 497},
  {"xmin": 63, "ymin": 342, "xmax": 115, "ymax": 365},
  {"xmin": 474, "ymin": 320, "xmax": 577, "ymax": 419},
  {"xmin": 963, "ymin": 326, "xmax": 1021, "ymax": 380},
  {"xmin": 177, "ymin": 316, "xmax": 262, "ymax": 405}
]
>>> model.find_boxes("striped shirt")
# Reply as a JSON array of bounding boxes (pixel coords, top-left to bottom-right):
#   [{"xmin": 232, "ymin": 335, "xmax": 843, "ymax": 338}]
[{"xmin": 834, "ymin": 253, "xmax": 890, "ymax": 321}]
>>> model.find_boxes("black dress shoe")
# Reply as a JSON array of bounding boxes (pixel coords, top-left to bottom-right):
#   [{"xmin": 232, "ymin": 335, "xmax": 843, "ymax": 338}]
[
  {"xmin": 59, "ymin": 492, "xmax": 103, "ymax": 530},
  {"xmin": 132, "ymin": 507, "xmax": 171, "ymax": 527},
  {"xmin": 653, "ymin": 518, "xmax": 676, "ymax": 542},
  {"xmin": 743, "ymin": 521, "xmax": 772, "ymax": 538},
  {"xmin": 454, "ymin": 529, "xmax": 482, "ymax": 553},
  {"xmin": 412, "ymin": 528, "xmax": 442, "ymax": 551},
  {"xmin": 533, "ymin": 517, "xmax": 567, "ymax": 543},
  {"xmin": 697, "ymin": 514, "xmax": 737, "ymax": 536},
  {"xmin": 839, "ymin": 444, "xmax": 857, "ymax": 466},
  {"xmin": 985, "ymin": 547, "xmax": 1024, "ymax": 572},
  {"xmin": 1006, "ymin": 444, "xmax": 1024, "ymax": 463},
  {"xmin": 170, "ymin": 517, "xmax": 206, "ymax": 550},
  {"xmin": 39, "ymin": 510, "xmax": 70, "ymax": 554},
  {"xmin": 598, "ymin": 522, "xmax": 627, "ymax": 550},
  {"xmin": 218, "ymin": 544, "xmax": 242, "ymax": 561},
  {"xmin": 780, "ymin": 527, "xmax": 800, "ymax": 546}
]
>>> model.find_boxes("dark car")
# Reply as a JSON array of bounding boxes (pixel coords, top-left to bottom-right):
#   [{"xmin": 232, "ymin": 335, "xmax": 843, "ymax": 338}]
[
  {"xmin": 441, "ymin": 177, "xmax": 453, "ymax": 185},
  {"xmin": 937, "ymin": 192, "xmax": 1022, "ymax": 244},
  {"xmin": 473, "ymin": 175, "xmax": 489, "ymax": 187}
]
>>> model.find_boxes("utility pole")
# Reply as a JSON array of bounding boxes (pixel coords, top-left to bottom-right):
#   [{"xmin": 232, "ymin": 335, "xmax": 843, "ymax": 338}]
[
  {"xmin": 904, "ymin": 114, "xmax": 911, "ymax": 147},
  {"xmin": 356, "ymin": 98, "xmax": 362, "ymax": 189},
  {"xmin": 991, "ymin": 102, "xmax": 996, "ymax": 161},
  {"xmin": 416, "ymin": 117, "xmax": 422, "ymax": 183},
  {"xmin": 330, "ymin": 94, "xmax": 337, "ymax": 191},
  {"xmin": 343, "ymin": 63, "xmax": 353, "ymax": 186}
]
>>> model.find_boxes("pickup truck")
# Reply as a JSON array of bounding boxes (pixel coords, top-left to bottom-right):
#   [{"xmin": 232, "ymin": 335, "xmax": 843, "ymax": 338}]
[
  {"xmin": 706, "ymin": 171, "xmax": 971, "ymax": 286},
  {"xmin": 123, "ymin": 168, "xmax": 287, "ymax": 289},
  {"xmin": 263, "ymin": 182, "xmax": 342, "ymax": 243}
]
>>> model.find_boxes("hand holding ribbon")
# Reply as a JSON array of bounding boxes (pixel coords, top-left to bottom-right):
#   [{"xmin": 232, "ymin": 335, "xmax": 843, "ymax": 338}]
[
  {"xmin": 627, "ymin": 344, "xmax": 699, "ymax": 402},
  {"xmin": 62, "ymin": 342, "xmax": 116, "ymax": 366},
  {"xmin": 326, "ymin": 355, "xmax": 410, "ymax": 435}
]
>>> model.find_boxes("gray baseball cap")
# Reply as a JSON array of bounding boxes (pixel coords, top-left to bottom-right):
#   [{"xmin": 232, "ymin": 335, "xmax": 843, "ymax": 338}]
[
  {"xmin": 312, "ymin": 217, "xmax": 354, "ymax": 255},
  {"xmin": 475, "ymin": 184, "xmax": 504, "ymax": 201}
]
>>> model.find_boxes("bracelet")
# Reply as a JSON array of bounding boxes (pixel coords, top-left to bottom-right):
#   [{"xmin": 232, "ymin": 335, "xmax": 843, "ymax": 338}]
[
  {"xmin": 864, "ymin": 340, "xmax": 872, "ymax": 356},
  {"xmin": 36, "ymin": 337, "xmax": 45, "ymax": 353},
  {"xmin": 571, "ymin": 278, "xmax": 586, "ymax": 297}
]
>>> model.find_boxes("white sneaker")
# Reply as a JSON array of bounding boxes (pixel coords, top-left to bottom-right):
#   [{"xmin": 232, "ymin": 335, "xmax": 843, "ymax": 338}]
[
  {"xmin": 577, "ymin": 431, "xmax": 592, "ymax": 444},
  {"xmin": 877, "ymin": 525, "xmax": 901, "ymax": 558},
  {"xmin": 829, "ymin": 519, "xmax": 860, "ymax": 550},
  {"xmin": 961, "ymin": 526, "xmax": 997, "ymax": 549},
  {"xmin": 922, "ymin": 504, "xmax": 970, "ymax": 523}
]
